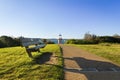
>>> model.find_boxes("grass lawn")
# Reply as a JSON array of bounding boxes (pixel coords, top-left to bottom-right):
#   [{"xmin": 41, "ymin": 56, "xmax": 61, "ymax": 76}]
[
  {"xmin": 0, "ymin": 44, "xmax": 63, "ymax": 80},
  {"xmin": 72, "ymin": 44, "xmax": 120, "ymax": 65}
]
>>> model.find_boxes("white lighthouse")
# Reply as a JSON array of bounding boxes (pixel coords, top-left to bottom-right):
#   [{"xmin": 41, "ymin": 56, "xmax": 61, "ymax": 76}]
[{"xmin": 58, "ymin": 34, "xmax": 62, "ymax": 44}]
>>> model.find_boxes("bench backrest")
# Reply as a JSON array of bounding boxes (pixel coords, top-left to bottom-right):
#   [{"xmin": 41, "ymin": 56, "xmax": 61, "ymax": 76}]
[{"xmin": 20, "ymin": 37, "xmax": 45, "ymax": 47}]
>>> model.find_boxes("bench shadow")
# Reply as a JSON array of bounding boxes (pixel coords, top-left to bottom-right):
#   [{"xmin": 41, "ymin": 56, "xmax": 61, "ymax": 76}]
[
  {"xmin": 64, "ymin": 57, "xmax": 120, "ymax": 80},
  {"xmin": 33, "ymin": 52, "xmax": 52, "ymax": 64},
  {"xmin": 73, "ymin": 57, "xmax": 120, "ymax": 69}
]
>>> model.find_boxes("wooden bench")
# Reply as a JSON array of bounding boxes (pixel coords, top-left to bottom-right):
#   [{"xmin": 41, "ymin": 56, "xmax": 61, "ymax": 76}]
[{"xmin": 20, "ymin": 37, "xmax": 46, "ymax": 58}]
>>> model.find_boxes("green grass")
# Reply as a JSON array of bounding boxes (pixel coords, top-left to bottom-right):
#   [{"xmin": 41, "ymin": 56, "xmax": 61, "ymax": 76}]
[
  {"xmin": 0, "ymin": 44, "xmax": 63, "ymax": 80},
  {"xmin": 72, "ymin": 44, "xmax": 120, "ymax": 65}
]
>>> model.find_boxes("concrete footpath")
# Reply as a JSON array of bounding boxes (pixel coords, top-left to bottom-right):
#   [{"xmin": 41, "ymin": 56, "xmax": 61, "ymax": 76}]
[{"xmin": 60, "ymin": 45, "xmax": 120, "ymax": 80}]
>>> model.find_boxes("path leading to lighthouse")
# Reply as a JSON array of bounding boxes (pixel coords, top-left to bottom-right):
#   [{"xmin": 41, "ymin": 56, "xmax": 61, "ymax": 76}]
[{"xmin": 60, "ymin": 45, "xmax": 120, "ymax": 80}]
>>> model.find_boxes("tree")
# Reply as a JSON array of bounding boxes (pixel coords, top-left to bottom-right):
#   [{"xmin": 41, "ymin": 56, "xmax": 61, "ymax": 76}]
[
  {"xmin": 0, "ymin": 36, "xmax": 20, "ymax": 47},
  {"xmin": 42, "ymin": 39, "xmax": 47, "ymax": 44},
  {"xmin": 84, "ymin": 32, "xmax": 97, "ymax": 40},
  {"xmin": 113, "ymin": 34, "xmax": 120, "ymax": 38},
  {"xmin": 84, "ymin": 32, "xmax": 92, "ymax": 40}
]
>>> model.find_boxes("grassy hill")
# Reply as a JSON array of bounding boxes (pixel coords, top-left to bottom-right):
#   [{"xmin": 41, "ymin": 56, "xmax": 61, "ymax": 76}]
[{"xmin": 0, "ymin": 44, "xmax": 63, "ymax": 80}]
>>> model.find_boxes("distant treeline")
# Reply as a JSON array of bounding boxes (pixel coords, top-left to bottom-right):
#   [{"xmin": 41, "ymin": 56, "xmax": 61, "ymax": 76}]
[
  {"xmin": 0, "ymin": 33, "xmax": 120, "ymax": 48},
  {"xmin": 66, "ymin": 33, "xmax": 120, "ymax": 44},
  {"xmin": 0, "ymin": 36, "xmax": 20, "ymax": 48}
]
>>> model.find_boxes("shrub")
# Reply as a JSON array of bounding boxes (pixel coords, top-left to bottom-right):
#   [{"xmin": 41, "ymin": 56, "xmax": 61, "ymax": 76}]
[
  {"xmin": 65, "ymin": 39, "xmax": 99, "ymax": 44},
  {"xmin": 99, "ymin": 43, "xmax": 111, "ymax": 46},
  {"xmin": 0, "ymin": 36, "xmax": 20, "ymax": 48}
]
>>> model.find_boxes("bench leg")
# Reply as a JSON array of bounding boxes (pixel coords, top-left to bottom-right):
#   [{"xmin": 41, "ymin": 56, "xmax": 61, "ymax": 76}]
[
  {"xmin": 26, "ymin": 49, "xmax": 33, "ymax": 58},
  {"xmin": 37, "ymin": 49, "xmax": 40, "ymax": 53}
]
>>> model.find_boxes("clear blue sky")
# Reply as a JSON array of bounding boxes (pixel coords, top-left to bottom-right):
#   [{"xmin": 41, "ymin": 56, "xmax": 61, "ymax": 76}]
[{"xmin": 0, "ymin": 0, "xmax": 120, "ymax": 39}]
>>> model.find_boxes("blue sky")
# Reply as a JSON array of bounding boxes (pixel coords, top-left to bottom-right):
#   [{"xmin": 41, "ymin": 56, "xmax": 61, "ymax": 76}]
[{"xmin": 0, "ymin": 0, "xmax": 120, "ymax": 39}]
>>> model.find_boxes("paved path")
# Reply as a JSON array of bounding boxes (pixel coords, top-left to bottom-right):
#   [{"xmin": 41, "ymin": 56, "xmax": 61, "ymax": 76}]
[{"xmin": 60, "ymin": 45, "xmax": 120, "ymax": 80}]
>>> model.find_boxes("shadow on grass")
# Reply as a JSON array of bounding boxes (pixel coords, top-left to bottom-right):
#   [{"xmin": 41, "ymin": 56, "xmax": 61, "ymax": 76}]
[
  {"xmin": 33, "ymin": 52, "xmax": 53, "ymax": 64},
  {"xmin": 32, "ymin": 51, "xmax": 64, "ymax": 80}
]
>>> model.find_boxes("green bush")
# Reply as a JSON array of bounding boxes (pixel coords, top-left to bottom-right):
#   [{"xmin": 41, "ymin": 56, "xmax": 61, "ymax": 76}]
[
  {"xmin": 0, "ymin": 41, "xmax": 5, "ymax": 48},
  {"xmin": 65, "ymin": 39, "xmax": 98, "ymax": 44},
  {"xmin": 99, "ymin": 43, "xmax": 111, "ymax": 46},
  {"xmin": 0, "ymin": 36, "xmax": 20, "ymax": 48}
]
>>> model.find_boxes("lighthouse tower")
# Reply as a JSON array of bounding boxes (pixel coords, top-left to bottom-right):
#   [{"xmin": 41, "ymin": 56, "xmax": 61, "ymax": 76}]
[{"xmin": 58, "ymin": 34, "xmax": 62, "ymax": 44}]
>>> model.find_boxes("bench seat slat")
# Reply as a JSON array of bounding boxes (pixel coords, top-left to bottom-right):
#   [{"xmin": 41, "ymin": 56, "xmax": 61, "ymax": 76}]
[{"xmin": 27, "ymin": 44, "xmax": 46, "ymax": 50}]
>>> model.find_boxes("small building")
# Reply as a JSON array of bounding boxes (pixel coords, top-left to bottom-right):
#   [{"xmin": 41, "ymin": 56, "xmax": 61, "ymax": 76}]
[{"xmin": 58, "ymin": 34, "xmax": 62, "ymax": 44}]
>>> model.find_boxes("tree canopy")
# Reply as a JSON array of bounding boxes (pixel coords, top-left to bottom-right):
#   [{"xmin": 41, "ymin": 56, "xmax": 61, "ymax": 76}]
[{"xmin": 0, "ymin": 36, "xmax": 20, "ymax": 48}]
